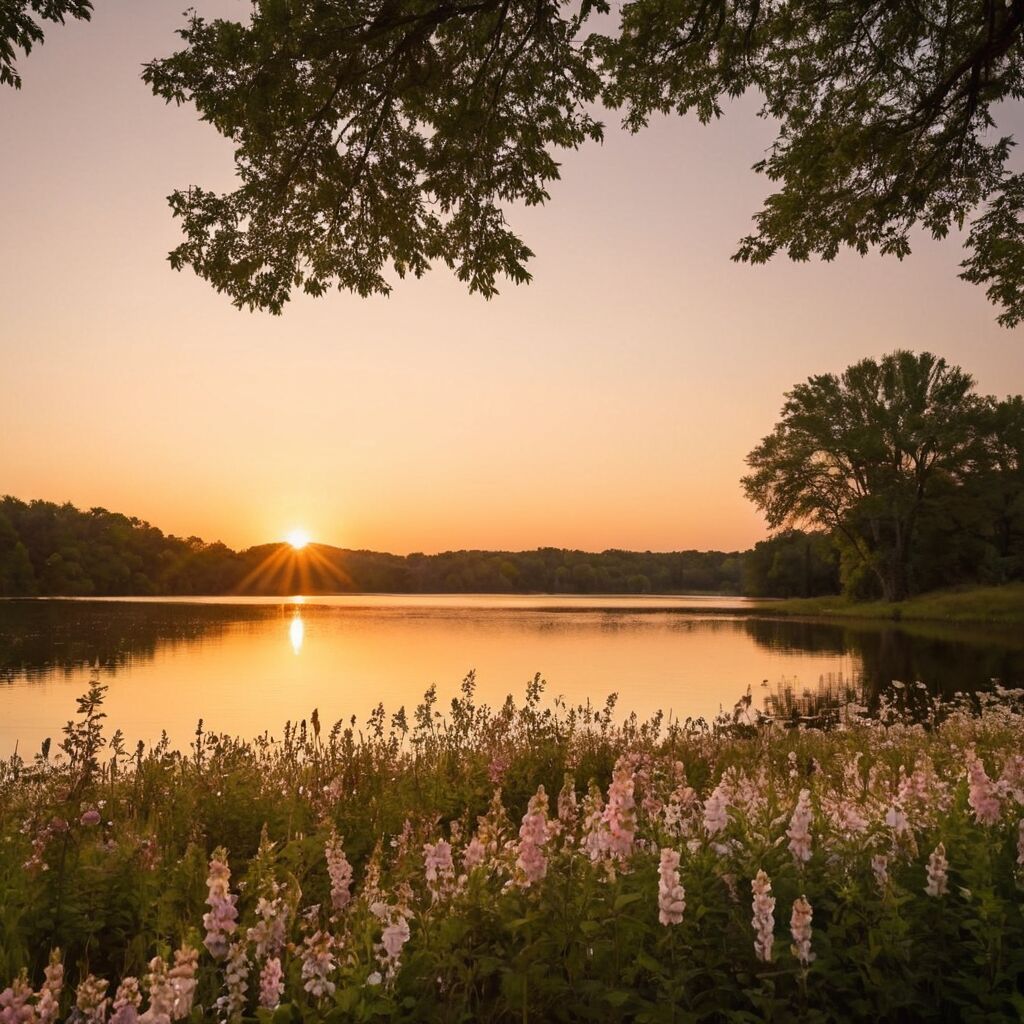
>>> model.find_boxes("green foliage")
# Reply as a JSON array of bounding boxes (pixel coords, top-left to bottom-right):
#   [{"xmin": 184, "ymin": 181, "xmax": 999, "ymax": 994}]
[
  {"xmin": 133, "ymin": 0, "xmax": 1024, "ymax": 321},
  {"xmin": 3, "ymin": 472, "xmax": 1024, "ymax": 602},
  {"xmin": 2, "ymin": 680, "xmax": 1024, "ymax": 1020},
  {"xmin": 142, "ymin": 0, "xmax": 605, "ymax": 312},
  {"xmin": 0, "ymin": 509, "xmax": 35, "ymax": 596},
  {"xmin": 974, "ymin": 395, "xmax": 1024, "ymax": 580},
  {"xmin": 0, "ymin": 0, "xmax": 91, "ymax": 89},
  {"xmin": 10, "ymin": 0, "xmax": 1024, "ymax": 320},
  {"xmin": 0, "ymin": 495, "xmax": 746, "ymax": 596},
  {"xmin": 605, "ymin": 0, "xmax": 1024, "ymax": 326},
  {"xmin": 750, "ymin": 583, "xmax": 1024, "ymax": 629},
  {"xmin": 743, "ymin": 351, "xmax": 1014, "ymax": 603},
  {"xmin": 743, "ymin": 530, "xmax": 839, "ymax": 599}
]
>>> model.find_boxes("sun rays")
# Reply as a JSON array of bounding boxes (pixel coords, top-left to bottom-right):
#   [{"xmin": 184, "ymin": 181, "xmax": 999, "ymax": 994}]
[{"xmin": 231, "ymin": 540, "xmax": 354, "ymax": 596}]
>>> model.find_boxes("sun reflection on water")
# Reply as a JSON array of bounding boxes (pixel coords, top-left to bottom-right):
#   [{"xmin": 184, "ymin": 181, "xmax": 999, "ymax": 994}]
[{"xmin": 289, "ymin": 613, "xmax": 304, "ymax": 654}]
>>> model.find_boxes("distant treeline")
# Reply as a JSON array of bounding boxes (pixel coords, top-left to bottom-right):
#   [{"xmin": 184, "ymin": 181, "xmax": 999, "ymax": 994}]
[
  {"xmin": 0, "ymin": 496, "xmax": 763, "ymax": 597},
  {"xmin": 3, "ymin": 493, "xmax": 1021, "ymax": 600}
]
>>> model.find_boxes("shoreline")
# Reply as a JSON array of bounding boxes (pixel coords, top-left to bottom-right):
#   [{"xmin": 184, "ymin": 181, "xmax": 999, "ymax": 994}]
[
  {"xmin": 748, "ymin": 583, "xmax": 1024, "ymax": 626},
  {"xmin": 3, "ymin": 583, "xmax": 1024, "ymax": 624}
]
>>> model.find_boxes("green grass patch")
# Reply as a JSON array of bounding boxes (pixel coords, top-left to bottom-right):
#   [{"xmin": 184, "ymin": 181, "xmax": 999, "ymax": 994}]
[{"xmin": 750, "ymin": 582, "xmax": 1024, "ymax": 624}]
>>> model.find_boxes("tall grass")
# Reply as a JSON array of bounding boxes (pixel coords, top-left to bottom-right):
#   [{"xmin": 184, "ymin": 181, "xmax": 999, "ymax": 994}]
[{"xmin": 1, "ymin": 673, "xmax": 1023, "ymax": 1022}]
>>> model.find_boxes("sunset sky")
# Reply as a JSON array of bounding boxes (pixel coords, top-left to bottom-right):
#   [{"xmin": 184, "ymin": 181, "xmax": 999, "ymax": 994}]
[{"xmin": 3, "ymin": 0, "xmax": 1024, "ymax": 555}]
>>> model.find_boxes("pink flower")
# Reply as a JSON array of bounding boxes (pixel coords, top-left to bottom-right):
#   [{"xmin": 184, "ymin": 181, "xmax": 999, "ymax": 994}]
[
  {"xmin": 601, "ymin": 765, "xmax": 636, "ymax": 863},
  {"xmin": 376, "ymin": 912, "xmax": 412, "ymax": 981},
  {"xmin": 249, "ymin": 891, "xmax": 289, "ymax": 959},
  {"xmin": 202, "ymin": 849, "xmax": 238, "ymax": 959},
  {"xmin": 381, "ymin": 917, "xmax": 410, "ymax": 959},
  {"xmin": 826, "ymin": 798, "xmax": 869, "ymax": 835},
  {"xmin": 220, "ymin": 941, "xmax": 248, "ymax": 1020},
  {"xmin": 751, "ymin": 870, "xmax": 775, "ymax": 964},
  {"xmin": 138, "ymin": 957, "xmax": 172, "ymax": 1024},
  {"xmin": 515, "ymin": 786, "xmax": 550, "ymax": 888},
  {"xmin": 657, "ymin": 848, "xmax": 686, "ymax": 926},
  {"xmin": 790, "ymin": 895, "xmax": 815, "ymax": 965},
  {"xmin": 786, "ymin": 789, "xmax": 813, "ymax": 864},
  {"xmin": 168, "ymin": 945, "xmax": 198, "ymax": 1021},
  {"xmin": 22, "ymin": 818, "xmax": 58, "ymax": 875},
  {"xmin": 325, "ymin": 830, "xmax": 353, "ymax": 913},
  {"xmin": 108, "ymin": 978, "xmax": 141, "ymax": 1024},
  {"xmin": 897, "ymin": 759, "xmax": 951, "ymax": 822},
  {"xmin": 0, "ymin": 974, "xmax": 34, "ymax": 1024},
  {"xmin": 75, "ymin": 974, "xmax": 109, "ymax": 1024},
  {"xmin": 462, "ymin": 836, "xmax": 486, "ymax": 872},
  {"xmin": 663, "ymin": 783, "xmax": 698, "ymax": 837},
  {"xmin": 258, "ymin": 958, "xmax": 283, "ymax": 1010},
  {"xmin": 80, "ymin": 809, "xmax": 101, "ymax": 827},
  {"xmin": 999, "ymin": 755, "xmax": 1024, "ymax": 804},
  {"xmin": 301, "ymin": 931, "xmax": 336, "ymax": 1001},
  {"xmin": 423, "ymin": 840, "xmax": 455, "ymax": 900},
  {"xmin": 925, "ymin": 842, "xmax": 949, "ymax": 897},
  {"xmin": 36, "ymin": 950, "xmax": 64, "ymax": 1024},
  {"xmin": 884, "ymin": 802, "xmax": 909, "ymax": 835},
  {"xmin": 966, "ymin": 750, "xmax": 1002, "ymax": 825},
  {"xmin": 703, "ymin": 780, "xmax": 730, "ymax": 837}
]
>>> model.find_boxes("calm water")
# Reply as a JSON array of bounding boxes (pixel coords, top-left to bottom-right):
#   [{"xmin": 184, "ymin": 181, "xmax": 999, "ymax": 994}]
[{"xmin": 1, "ymin": 595, "xmax": 1022, "ymax": 755}]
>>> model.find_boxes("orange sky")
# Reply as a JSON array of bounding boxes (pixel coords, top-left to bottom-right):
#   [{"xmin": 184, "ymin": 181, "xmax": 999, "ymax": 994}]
[{"xmin": 2, "ymin": 1, "xmax": 1023, "ymax": 554}]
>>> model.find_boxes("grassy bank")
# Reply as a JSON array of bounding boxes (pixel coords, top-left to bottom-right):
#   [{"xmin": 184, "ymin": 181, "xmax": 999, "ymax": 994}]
[
  {"xmin": 2, "ymin": 678, "xmax": 1023, "ymax": 1022},
  {"xmin": 751, "ymin": 582, "xmax": 1024, "ymax": 625}
]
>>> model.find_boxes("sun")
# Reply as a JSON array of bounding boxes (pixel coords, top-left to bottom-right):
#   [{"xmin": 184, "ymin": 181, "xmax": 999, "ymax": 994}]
[{"xmin": 286, "ymin": 528, "xmax": 311, "ymax": 550}]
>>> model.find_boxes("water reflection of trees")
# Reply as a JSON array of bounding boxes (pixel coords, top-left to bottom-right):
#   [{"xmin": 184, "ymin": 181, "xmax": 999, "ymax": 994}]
[
  {"xmin": 0, "ymin": 601, "xmax": 278, "ymax": 680},
  {"xmin": 760, "ymin": 675, "xmax": 863, "ymax": 726},
  {"xmin": 743, "ymin": 617, "xmax": 1024, "ymax": 705},
  {"xmin": 742, "ymin": 618, "xmax": 848, "ymax": 655}
]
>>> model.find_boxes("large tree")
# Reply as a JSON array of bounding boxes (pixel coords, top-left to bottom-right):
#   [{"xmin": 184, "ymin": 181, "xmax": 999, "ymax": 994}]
[
  {"xmin": 137, "ymin": 0, "xmax": 1024, "ymax": 319},
  {"xmin": 742, "ymin": 351, "xmax": 984, "ymax": 602}
]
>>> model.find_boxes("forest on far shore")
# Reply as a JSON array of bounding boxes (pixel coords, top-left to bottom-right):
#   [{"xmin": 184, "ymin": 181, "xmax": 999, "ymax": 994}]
[
  {"xmin": 1, "ymin": 491, "xmax": 1020, "ymax": 600},
  {"xmin": 0, "ymin": 496, "xmax": 840, "ymax": 599}
]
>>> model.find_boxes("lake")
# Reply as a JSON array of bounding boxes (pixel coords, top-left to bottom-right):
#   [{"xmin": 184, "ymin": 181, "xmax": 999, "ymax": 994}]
[{"xmin": 1, "ymin": 595, "xmax": 1022, "ymax": 756}]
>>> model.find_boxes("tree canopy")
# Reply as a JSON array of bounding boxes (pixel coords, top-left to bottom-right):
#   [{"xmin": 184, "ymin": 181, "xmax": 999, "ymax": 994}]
[
  {"xmin": 136, "ymin": 0, "xmax": 1024, "ymax": 321},
  {"xmin": 742, "ymin": 350, "xmax": 1024, "ymax": 601},
  {"xmin": 142, "ymin": 0, "xmax": 604, "ymax": 313},
  {"xmin": 7, "ymin": 1, "xmax": 1024, "ymax": 322}
]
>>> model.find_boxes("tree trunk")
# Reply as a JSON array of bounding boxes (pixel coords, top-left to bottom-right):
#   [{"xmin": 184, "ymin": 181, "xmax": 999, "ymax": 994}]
[{"xmin": 881, "ymin": 543, "xmax": 910, "ymax": 603}]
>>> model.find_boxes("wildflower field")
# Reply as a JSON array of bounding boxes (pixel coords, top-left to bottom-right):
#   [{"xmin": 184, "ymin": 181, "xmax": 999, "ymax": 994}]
[{"xmin": 2, "ymin": 675, "xmax": 1023, "ymax": 1023}]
